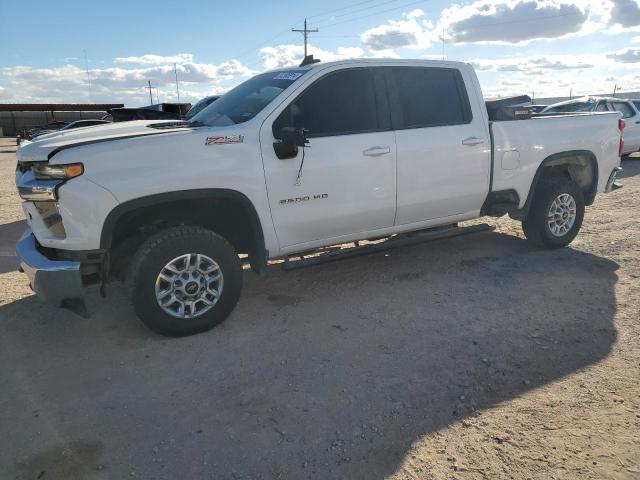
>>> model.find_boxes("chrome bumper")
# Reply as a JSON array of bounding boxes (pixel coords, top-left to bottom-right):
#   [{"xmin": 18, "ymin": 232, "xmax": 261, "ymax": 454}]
[{"xmin": 15, "ymin": 228, "xmax": 84, "ymax": 306}]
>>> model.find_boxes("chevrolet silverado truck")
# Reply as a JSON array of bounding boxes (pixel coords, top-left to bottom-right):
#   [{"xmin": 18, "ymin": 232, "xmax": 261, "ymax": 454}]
[{"xmin": 15, "ymin": 59, "xmax": 625, "ymax": 337}]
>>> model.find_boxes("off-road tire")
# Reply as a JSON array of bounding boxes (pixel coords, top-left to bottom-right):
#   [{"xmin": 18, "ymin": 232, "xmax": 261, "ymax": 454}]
[
  {"xmin": 522, "ymin": 176, "xmax": 585, "ymax": 248},
  {"xmin": 128, "ymin": 226, "xmax": 243, "ymax": 337}
]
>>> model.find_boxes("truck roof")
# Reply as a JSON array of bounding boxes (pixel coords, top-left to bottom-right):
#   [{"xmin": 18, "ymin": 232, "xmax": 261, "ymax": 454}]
[{"xmin": 268, "ymin": 58, "xmax": 470, "ymax": 73}]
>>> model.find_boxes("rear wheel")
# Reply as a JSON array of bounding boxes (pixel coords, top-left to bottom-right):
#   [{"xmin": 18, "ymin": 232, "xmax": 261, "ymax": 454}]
[
  {"xmin": 522, "ymin": 176, "xmax": 585, "ymax": 248},
  {"xmin": 129, "ymin": 226, "xmax": 243, "ymax": 337}
]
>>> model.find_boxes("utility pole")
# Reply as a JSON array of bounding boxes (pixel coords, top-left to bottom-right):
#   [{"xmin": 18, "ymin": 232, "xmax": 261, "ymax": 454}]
[
  {"xmin": 83, "ymin": 49, "xmax": 92, "ymax": 102},
  {"xmin": 292, "ymin": 18, "xmax": 318, "ymax": 57},
  {"xmin": 174, "ymin": 63, "xmax": 181, "ymax": 104},
  {"xmin": 145, "ymin": 80, "xmax": 154, "ymax": 105},
  {"xmin": 612, "ymin": 84, "xmax": 618, "ymax": 97}
]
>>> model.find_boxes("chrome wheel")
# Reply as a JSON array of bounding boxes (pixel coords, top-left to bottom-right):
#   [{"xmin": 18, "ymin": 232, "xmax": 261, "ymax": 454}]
[
  {"xmin": 154, "ymin": 253, "xmax": 223, "ymax": 319},
  {"xmin": 547, "ymin": 193, "xmax": 576, "ymax": 237}
]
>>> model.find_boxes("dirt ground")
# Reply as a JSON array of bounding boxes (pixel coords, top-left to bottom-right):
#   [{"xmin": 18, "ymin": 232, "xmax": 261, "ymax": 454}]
[{"xmin": 0, "ymin": 136, "xmax": 638, "ymax": 479}]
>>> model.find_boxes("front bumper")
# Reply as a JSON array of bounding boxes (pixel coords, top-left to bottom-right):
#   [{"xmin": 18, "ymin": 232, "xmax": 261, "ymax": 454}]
[{"xmin": 16, "ymin": 228, "xmax": 84, "ymax": 306}]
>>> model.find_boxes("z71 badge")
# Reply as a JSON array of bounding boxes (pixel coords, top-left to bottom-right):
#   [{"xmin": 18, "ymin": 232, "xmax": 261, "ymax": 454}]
[{"xmin": 205, "ymin": 135, "xmax": 244, "ymax": 145}]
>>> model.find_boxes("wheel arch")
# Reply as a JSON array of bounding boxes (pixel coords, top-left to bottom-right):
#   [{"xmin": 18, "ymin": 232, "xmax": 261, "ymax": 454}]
[
  {"xmin": 510, "ymin": 149, "xmax": 598, "ymax": 221},
  {"xmin": 101, "ymin": 189, "xmax": 267, "ymax": 274}
]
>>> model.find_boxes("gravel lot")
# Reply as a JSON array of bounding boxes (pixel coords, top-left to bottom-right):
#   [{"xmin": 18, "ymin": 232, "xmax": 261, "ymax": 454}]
[{"xmin": 1, "ymin": 137, "xmax": 639, "ymax": 479}]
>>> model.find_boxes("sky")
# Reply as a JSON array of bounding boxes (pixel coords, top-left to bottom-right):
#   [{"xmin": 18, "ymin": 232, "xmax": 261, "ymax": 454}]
[{"xmin": 0, "ymin": 0, "xmax": 639, "ymax": 106}]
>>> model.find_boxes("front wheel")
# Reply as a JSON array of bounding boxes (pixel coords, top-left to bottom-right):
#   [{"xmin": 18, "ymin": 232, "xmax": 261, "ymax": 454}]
[
  {"xmin": 522, "ymin": 177, "xmax": 585, "ymax": 248},
  {"xmin": 129, "ymin": 226, "xmax": 243, "ymax": 337}
]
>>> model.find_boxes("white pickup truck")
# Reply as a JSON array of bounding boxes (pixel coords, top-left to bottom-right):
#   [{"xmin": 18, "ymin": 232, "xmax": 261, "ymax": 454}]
[{"xmin": 15, "ymin": 59, "xmax": 625, "ymax": 337}]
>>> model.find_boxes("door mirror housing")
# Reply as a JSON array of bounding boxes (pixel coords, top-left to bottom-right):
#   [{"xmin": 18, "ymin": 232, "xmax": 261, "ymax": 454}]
[{"xmin": 273, "ymin": 127, "xmax": 308, "ymax": 160}]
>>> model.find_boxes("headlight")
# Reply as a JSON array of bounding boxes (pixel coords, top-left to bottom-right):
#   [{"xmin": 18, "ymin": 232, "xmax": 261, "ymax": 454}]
[{"xmin": 32, "ymin": 163, "xmax": 83, "ymax": 180}]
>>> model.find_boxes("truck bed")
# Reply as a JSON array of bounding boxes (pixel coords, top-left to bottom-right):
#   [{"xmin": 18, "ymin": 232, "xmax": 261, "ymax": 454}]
[{"xmin": 490, "ymin": 112, "xmax": 622, "ymax": 209}]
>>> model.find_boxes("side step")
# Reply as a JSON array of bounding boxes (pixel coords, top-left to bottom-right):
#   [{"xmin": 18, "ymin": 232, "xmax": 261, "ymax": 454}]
[{"xmin": 281, "ymin": 223, "xmax": 494, "ymax": 271}]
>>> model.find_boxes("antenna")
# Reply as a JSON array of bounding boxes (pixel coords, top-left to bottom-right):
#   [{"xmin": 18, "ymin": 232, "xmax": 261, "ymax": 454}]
[
  {"xmin": 145, "ymin": 80, "xmax": 154, "ymax": 105},
  {"xmin": 292, "ymin": 18, "xmax": 318, "ymax": 58},
  {"xmin": 174, "ymin": 63, "xmax": 181, "ymax": 104},
  {"xmin": 83, "ymin": 49, "xmax": 92, "ymax": 102}
]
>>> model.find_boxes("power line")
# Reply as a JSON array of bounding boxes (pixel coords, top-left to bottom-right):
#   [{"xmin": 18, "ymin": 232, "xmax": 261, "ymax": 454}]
[
  {"xmin": 308, "ymin": 0, "xmax": 403, "ymax": 25},
  {"xmin": 318, "ymin": 0, "xmax": 426, "ymax": 29},
  {"xmin": 307, "ymin": 0, "xmax": 387, "ymax": 21}
]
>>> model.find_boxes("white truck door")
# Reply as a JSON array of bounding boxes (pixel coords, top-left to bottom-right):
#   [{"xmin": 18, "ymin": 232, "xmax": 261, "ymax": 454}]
[
  {"xmin": 260, "ymin": 67, "xmax": 396, "ymax": 251},
  {"xmin": 387, "ymin": 66, "xmax": 491, "ymax": 225}
]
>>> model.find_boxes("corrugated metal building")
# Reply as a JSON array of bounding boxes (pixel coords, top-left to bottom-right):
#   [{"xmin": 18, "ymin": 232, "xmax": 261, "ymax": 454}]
[{"xmin": 0, "ymin": 104, "xmax": 123, "ymax": 136}]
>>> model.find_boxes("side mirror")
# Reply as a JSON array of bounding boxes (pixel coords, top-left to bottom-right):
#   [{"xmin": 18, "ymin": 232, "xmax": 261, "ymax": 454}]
[{"xmin": 273, "ymin": 127, "xmax": 308, "ymax": 160}]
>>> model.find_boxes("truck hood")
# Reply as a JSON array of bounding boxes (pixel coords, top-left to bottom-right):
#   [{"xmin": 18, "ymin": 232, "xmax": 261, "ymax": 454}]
[{"xmin": 17, "ymin": 120, "xmax": 192, "ymax": 162}]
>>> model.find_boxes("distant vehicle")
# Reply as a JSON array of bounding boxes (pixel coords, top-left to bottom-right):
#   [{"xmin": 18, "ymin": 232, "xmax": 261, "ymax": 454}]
[
  {"xmin": 110, "ymin": 103, "xmax": 191, "ymax": 122},
  {"xmin": 59, "ymin": 119, "xmax": 112, "ymax": 131},
  {"xmin": 24, "ymin": 121, "xmax": 69, "ymax": 140},
  {"xmin": 543, "ymin": 96, "xmax": 639, "ymax": 154},
  {"xmin": 26, "ymin": 119, "xmax": 111, "ymax": 140},
  {"xmin": 184, "ymin": 96, "xmax": 220, "ymax": 120},
  {"xmin": 530, "ymin": 105, "xmax": 547, "ymax": 113}
]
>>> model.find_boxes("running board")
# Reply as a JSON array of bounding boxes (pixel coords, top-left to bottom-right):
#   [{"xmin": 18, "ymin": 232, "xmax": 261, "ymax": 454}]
[{"xmin": 281, "ymin": 223, "xmax": 494, "ymax": 271}]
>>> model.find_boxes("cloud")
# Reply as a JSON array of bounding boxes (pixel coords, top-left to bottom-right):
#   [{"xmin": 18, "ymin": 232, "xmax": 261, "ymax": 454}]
[
  {"xmin": 439, "ymin": 0, "xmax": 591, "ymax": 44},
  {"xmin": 469, "ymin": 54, "xmax": 596, "ymax": 73},
  {"xmin": 606, "ymin": 47, "xmax": 640, "ymax": 62},
  {"xmin": 114, "ymin": 53, "xmax": 194, "ymax": 65},
  {"xmin": 260, "ymin": 44, "xmax": 365, "ymax": 70},
  {"xmin": 360, "ymin": 9, "xmax": 432, "ymax": 51},
  {"xmin": 608, "ymin": 0, "xmax": 640, "ymax": 27},
  {"xmin": 0, "ymin": 56, "xmax": 253, "ymax": 105}
]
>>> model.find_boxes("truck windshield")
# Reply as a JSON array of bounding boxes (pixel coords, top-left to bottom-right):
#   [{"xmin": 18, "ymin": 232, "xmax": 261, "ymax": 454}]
[
  {"xmin": 191, "ymin": 70, "xmax": 308, "ymax": 126},
  {"xmin": 544, "ymin": 101, "xmax": 595, "ymax": 113}
]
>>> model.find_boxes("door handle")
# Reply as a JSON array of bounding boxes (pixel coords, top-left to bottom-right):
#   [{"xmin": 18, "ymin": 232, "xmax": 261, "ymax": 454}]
[
  {"xmin": 461, "ymin": 137, "xmax": 485, "ymax": 146},
  {"xmin": 363, "ymin": 146, "xmax": 391, "ymax": 156}
]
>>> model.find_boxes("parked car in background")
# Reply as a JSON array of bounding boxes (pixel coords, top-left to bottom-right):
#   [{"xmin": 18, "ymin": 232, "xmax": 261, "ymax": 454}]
[
  {"xmin": 15, "ymin": 59, "xmax": 624, "ymax": 337},
  {"xmin": 24, "ymin": 119, "xmax": 112, "ymax": 141},
  {"xmin": 23, "ymin": 121, "xmax": 69, "ymax": 140},
  {"xmin": 530, "ymin": 105, "xmax": 547, "ymax": 113},
  {"xmin": 58, "ymin": 119, "xmax": 112, "ymax": 131},
  {"xmin": 543, "ymin": 96, "xmax": 639, "ymax": 154},
  {"xmin": 184, "ymin": 96, "xmax": 220, "ymax": 120}
]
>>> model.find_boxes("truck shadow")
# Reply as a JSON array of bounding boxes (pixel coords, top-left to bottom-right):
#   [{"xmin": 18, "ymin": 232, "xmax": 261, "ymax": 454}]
[
  {"xmin": 620, "ymin": 155, "xmax": 640, "ymax": 178},
  {"xmin": 0, "ymin": 230, "xmax": 618, "ymax": 479}
]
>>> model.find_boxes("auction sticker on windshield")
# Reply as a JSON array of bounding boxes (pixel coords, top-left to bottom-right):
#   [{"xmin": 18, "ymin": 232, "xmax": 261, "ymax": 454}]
[{"xmin": 273, "ymin": 72, "xmax": 303, "ymax": 81}]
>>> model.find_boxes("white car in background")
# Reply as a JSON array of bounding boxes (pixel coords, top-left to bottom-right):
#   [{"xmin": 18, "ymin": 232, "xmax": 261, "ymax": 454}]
[{"xmin": 543, "ymin": 96, "xmax": 640, "ymax": 155}]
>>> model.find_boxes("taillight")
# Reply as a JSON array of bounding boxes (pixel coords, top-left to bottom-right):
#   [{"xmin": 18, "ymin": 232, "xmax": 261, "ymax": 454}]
[{"xmin": 619, "ymin": 119, "xmax": 625, "ymax": 157}]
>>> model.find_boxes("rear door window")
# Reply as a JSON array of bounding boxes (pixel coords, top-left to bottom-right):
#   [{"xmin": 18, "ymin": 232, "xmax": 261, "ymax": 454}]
[
  {"xmin": 387, "ymin": 67, "xmax": 472, "ymax": 129},
  {"xmin": 273, "ymin": 68, "xmax": 381, "ymax": 138},
  {"xmin": 611, "ymin": 102, "xmax": 635, "ymax": 118}
]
